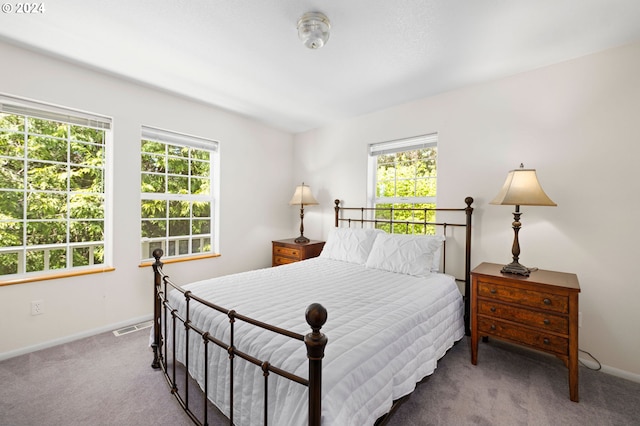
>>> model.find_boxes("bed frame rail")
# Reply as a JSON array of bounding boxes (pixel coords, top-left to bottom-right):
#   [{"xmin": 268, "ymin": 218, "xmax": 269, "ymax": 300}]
[{"xmin": 151, "ymin": 248, "xmax": 327, "ymax": 426}]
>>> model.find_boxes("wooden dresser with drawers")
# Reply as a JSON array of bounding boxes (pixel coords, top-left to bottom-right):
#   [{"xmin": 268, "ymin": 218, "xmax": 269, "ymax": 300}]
[
  {"xmin": 470, "ymin": 262, "xmax": 581, "ymax": 402},
  {"xmin": 272, "ymin": 239, "xmax": 325, "ymax": 267}
]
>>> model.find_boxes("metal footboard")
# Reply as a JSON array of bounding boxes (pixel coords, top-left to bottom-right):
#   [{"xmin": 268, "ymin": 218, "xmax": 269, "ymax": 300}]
[{"xmin": 150, "ymin": 249, "xmax": 327, "ymax": 426}]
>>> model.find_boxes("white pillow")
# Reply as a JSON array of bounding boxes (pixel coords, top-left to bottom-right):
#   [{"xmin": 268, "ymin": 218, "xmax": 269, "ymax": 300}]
[
  {"xmin": 430, "ymin": 235, "xmax": 446, "ymax": 272},
  {"xmin": 319, "ymin": 228, "xmax": 384, "ymax": 264},
  {"xmin": 365, "ymin": 233, "xmax": 445, "ymax": 277}
]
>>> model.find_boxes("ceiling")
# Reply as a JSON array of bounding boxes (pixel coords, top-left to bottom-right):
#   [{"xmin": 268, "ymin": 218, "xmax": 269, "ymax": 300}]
[{"xmin": 2, "ymin": 1, "xmax": 640, "ymax": 133}]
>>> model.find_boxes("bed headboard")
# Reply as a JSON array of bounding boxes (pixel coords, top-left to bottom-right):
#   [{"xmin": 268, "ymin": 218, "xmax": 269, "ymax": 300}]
[{"xmin": 333, "ymin": 197, "xmax": 474, "ymax": 335}]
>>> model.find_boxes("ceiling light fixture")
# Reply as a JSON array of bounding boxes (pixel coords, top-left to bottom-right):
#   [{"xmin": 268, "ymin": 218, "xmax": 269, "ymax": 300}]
[{"xmin": 297, "ymin": 12, "xmax": 331, "ymax": 49}]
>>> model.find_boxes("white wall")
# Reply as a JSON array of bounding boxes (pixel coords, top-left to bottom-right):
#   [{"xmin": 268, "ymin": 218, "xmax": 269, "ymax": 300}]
[
  {"xmin": 0, "ymin": 41, "xmax": 294, "ymax": 356},
  {"xmin": 293, "ymin": 42, "xmax": 640, "ymax": 379}
]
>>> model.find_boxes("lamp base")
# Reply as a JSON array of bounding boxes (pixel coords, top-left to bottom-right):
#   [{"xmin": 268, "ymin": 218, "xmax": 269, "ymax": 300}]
[
  {"xmin": 294, "ymin": 236, "xmax": 310, "ymax": 244},
  {"xmin": 501, "ymin": 261, "xmax": 533, "ymax": 276}
]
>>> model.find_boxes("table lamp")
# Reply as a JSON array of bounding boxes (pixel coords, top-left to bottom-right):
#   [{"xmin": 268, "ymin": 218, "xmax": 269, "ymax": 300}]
[
  {"xmin": 490, "ymin": 164, "xmax": 556, "ymax": 276},
  {"xmin": 289, "ymin": 182, "xmax": 319, "ymax": 243}
]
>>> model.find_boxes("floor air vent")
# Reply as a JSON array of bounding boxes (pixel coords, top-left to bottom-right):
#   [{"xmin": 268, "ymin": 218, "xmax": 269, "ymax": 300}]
[{"xmin": 113, "ymin": 320, "xmax": 153, "ymax": 337}]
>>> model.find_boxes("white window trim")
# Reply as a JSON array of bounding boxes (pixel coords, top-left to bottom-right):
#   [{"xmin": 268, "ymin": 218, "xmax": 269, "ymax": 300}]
[
  {"xmin": 0, "ymin": 93, "xmax": 113, "ymax": 277},
  {"xmin": 0, "ymin": 94, "xmax": 112, "ymax": 130},
  {"xmin": 141, "ymin": 126, "xmax": 218, "ymax": 152},
  {"xmin": 367, "ymin": 133, "xmax": 438, "ymax": 207},
  {"xmin": 140, "ymin": 126, "xmax": 220, "ymax": 261}
]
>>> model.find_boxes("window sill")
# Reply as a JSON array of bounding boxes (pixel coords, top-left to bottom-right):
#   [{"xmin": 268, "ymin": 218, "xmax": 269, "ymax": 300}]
[
  {"xmin": 0, "ymin": 266, "xmax": 116, "ymax": 287},
  {"xmin": 138, "ymin": 253, "xmax": 221, "ymax": 268}
]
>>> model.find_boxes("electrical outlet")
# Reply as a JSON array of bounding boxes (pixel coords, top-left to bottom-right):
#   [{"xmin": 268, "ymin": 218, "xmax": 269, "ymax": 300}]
[
  {"xmin": 31, "ymin": 300, "xmax": 44, "ymax": 316},
  {"xmin": 578, "ymin": 311, "xmax": 582, "ymax": 328}
]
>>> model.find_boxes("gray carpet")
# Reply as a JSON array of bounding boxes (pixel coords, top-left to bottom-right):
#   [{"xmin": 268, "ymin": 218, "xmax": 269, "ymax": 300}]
[
  {"xmin": 1, "ymin": 327, "xmax": 639, "ymax": 425},
  {"xmin": 386, "ymin": 339, "xmax": 640, "ymax": 426}
]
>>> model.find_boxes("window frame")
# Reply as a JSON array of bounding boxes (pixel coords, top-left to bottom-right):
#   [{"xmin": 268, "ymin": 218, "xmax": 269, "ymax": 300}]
[
  {"xmin": 367, "ymin": 133, "xmax": 438, "ymax": 234},
  {"xmin": 367, "ymin": 133, "xmax": 438, "ymax": 205},
  {"xmin": 0, "ymin": 94, "xmax": 113, "ymax": 282},
  {"xmin": 140, "ymin": 125, "xmax": 220, "ymax": 262}
]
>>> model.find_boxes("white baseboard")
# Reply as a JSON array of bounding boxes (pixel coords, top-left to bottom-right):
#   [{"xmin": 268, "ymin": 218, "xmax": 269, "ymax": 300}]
[
  {"xmin": 598, "ymin": 363, "xmax": 640, "ymax": 384},
  {"xmin": 579, "ymin": 354, "xmax": 640, "ymax": 383},
  {"xmin": 0, "ymin": 314, "xmax": 153, "ymax": 362}
]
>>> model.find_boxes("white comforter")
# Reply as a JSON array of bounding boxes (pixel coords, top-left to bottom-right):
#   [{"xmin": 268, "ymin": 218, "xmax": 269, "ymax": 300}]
[{"xmin": 167, "ymin": 257, "xmax": 464, "ymax": 426}]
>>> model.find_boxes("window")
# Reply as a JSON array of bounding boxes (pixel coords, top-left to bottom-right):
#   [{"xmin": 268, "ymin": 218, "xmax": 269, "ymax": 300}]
[
  {"xmin": 0, "ymin": 94, "xmax": 112, "ymax": 278},
  {"xmin": 367, "ymin": 133, "xmax": 438, "ymax": 234},
  {"xmin": 140, "ymin": 126, "xmax": 219, "ymax": 261}
]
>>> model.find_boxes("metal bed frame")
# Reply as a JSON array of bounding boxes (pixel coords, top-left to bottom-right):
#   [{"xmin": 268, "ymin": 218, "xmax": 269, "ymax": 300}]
[{"xmin": 150, "ymin": 197, "xmax": 473, "ymax": 425}]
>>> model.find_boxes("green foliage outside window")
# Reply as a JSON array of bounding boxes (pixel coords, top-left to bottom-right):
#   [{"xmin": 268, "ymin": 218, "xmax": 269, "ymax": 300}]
[
  {"xmin": 141, "ymin": 139, "xmax": 213, "ymax": 259},
  {"xmin": 0, "ymin": 113, "xmax": 106, "ymax": 275},
  {"xmin": 374, "ymin": 147, "xmax": 437, "ymax": 234}
]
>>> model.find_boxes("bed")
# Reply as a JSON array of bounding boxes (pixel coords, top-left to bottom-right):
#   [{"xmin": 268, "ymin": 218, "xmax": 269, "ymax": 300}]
[{"xmin": 151, "ymin": 197, "xmax": 474, "ymax": 425}]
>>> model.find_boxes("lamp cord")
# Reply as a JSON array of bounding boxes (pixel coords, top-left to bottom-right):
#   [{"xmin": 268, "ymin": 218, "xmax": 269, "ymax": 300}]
[{"xmin": 578, "ymin": 348, "xmax": 602, "ymax": 371}]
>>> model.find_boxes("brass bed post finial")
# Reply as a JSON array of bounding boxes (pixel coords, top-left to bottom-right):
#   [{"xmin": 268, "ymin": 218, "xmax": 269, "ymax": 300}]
[
  {"xmin": 334, "ymin": 199, "xmax": 340, "ymax": 227},
  {"xmin": 465, "ymin": 197, "xmax": 474, "ymax": 209},
  {"xmin": 305, "ymin": 303, "xmax": 328, "ymax": 426},
  {"xmin": 151, "ymin": 248, "xmax": 164, "ymax": 369},
  {"xmin": 152, "ymin": 248, "xmax": 164, "ymax": 271}
]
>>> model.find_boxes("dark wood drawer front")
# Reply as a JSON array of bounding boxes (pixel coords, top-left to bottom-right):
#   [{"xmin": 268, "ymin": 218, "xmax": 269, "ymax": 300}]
[
  {"xmin": 478, "ymin": 317, "xmax": 568, "ymax": 355},
  {"xmin": 273, "ymin": 255, "xmax": 297, "ymax": 266},
  {"xmin": 272, "ymin": 240, "xmax": 324, "ymax": 267},
  {"xmin": 478, "ymin": 281, "xmax": 568, "ymax": 314},
  {"xmin": 478, "ymin": 300, "xmax": 568, "ymax": 333},
  {"xmin": 273, "ymin": 246, "xmax": 300, "ymax": 259}
]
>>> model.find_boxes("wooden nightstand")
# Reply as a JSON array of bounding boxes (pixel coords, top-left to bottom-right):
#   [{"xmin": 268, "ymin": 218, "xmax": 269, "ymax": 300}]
[
  {"xmin": 272, "ymin": 239, "xmax": 325, "ymax": 267},
  {"xmin": 470, "ymin": 262, "xmax": 581, "ymax": 402}
]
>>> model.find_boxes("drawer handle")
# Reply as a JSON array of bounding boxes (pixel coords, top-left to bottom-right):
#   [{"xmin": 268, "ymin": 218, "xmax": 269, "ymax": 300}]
[
  {"xmin": 543, "ymin": 319, "xmax": 550, "ymax": 325},
  {"xmin": 490, "ymin": 324, "xmax": 496, "ymax": 330},
  {"xmin": 490, "ymin": 306, "xmax": 496, "ymax": 312},
  {"xmin": 543, "ymin": 338, "xmax": 550, "ymax": 345},
  {"xmin": 543, "ymin": 298, "xmax": 551, "ymax": 305},
  {"xmin": 490, "ymin": 288, "xmax": 497, "ymax": 294}
]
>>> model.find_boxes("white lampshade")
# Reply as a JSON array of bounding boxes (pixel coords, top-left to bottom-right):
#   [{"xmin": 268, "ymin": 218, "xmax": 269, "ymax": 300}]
[
  {"xmin": 289, "ymin": 183, "xmax": 319, "ymax": 206},
  {"xmin": 490, "ymin": 166, "xmax": 556, "ymax": 207}
]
